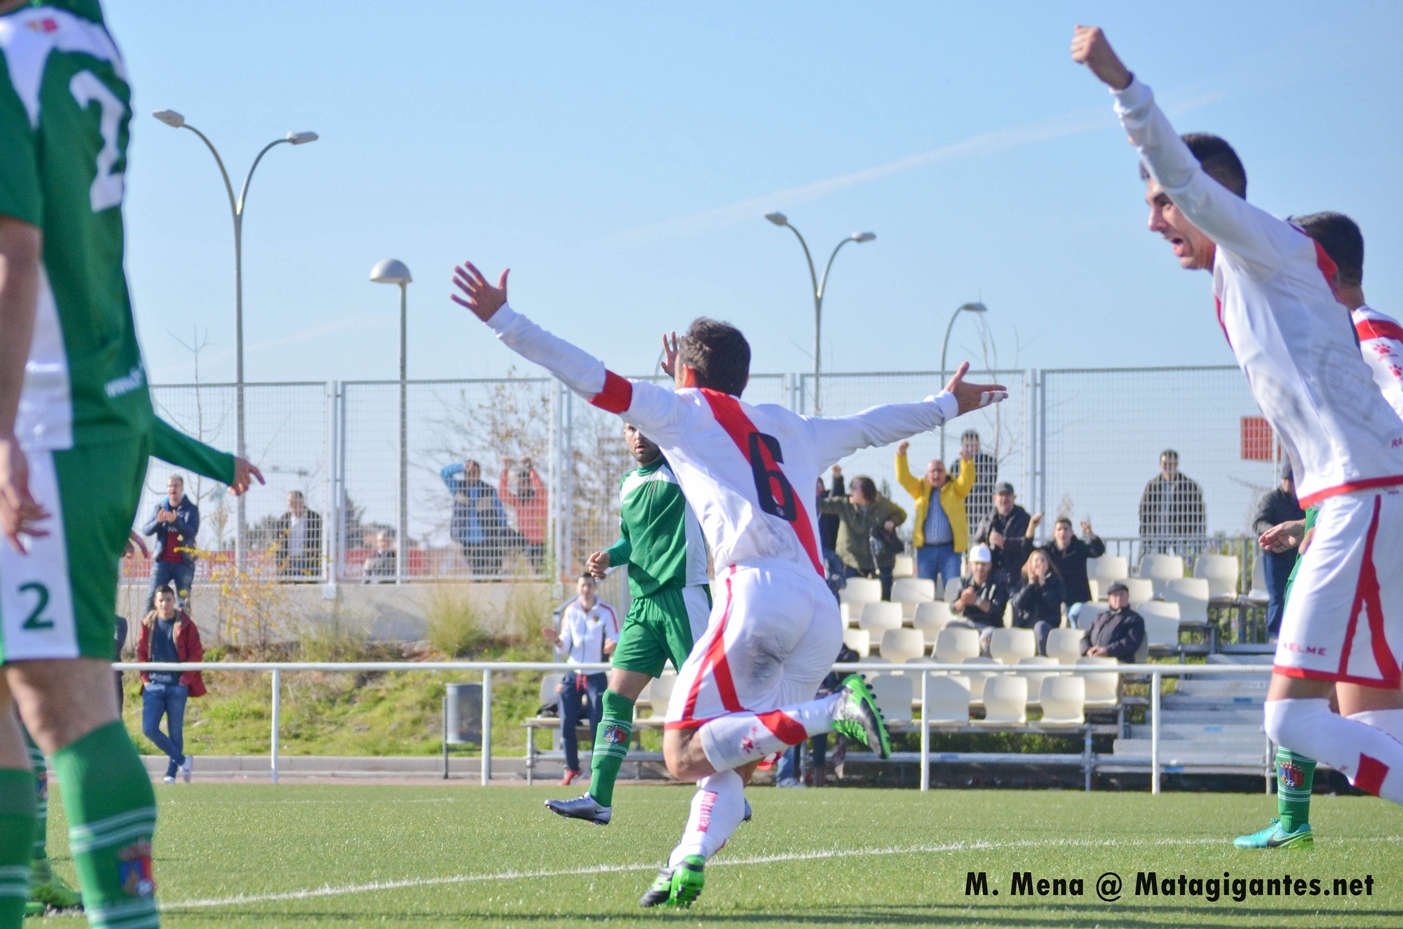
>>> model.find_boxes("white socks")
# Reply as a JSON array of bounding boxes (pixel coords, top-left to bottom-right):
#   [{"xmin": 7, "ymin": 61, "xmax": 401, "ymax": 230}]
[
  {"xmin": 698, "ymin": 693, "xmax": 840, "ymax": 773},
  {"xmin": 1265, "ymin": 698, "xmax": 1403, "ymax": 803},
  {"xmin": 668, "ymin": 770, "xmax": 746, "ymax": 867},
  {"xmin": 1347, "ymin": 708, "xmax": 1403, "ymax": 743}
]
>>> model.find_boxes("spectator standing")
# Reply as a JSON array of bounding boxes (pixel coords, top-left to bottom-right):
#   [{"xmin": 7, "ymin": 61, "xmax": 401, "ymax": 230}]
[
  {"xmin": 973, "ymin": 481, "xmax": 1036, "ymax": 589},
  {"xmin": 136, "ymin": 586, "xmax": 206, "ymax": 784},
  {"xmin": 949, "ymin": 544, "xmax": 1010, "ymax": 654},
  {"xmin": 1010, "ymin": 549, "xmax": 1066, "ymax": 656},
  {"xmin": 542, "ymin": 575, "xmax": 620, "ymax": 785},
  {"xmin": 961, "ymin": 430, "xmax": 999, "ymax": 540},
  {"xmin": 441, "ymin": 459, "xmax": 508, "ymax": 576},
  {"xmin": 1040, "ymin": 517, "xmax": 1105, "ymax": 626},
  {"xmin": 273, "ymin": 490, "xmax": 323, "ymax": 579},
  {"xmin": 499, "ymin": 456, "xmax": 549, "ymax": 571},
  {"xmin": 1138, "ymin": 449, "xmax": 1206, "ymax": 553},
  {"xmin": 141, "ymin": 473, "xmax": 199, "ymax": 611},
  {"xmin": 817, "ymin": 475, "xmax": 907, "ymax": 601},
  {"xmin": 114, "ymin": 614, "xmax": 128, "ymax": 712},
  {"xmin": 895, "ymin": 440, "xmax": 975, "ymax": 594},
  {"xmin": 818, "ymin": 469, "xmax": 846, "ymax": 593},
  {"xmin": 362, "ymin": 529, "xmax": 398, "ymax": 583},
  {"xmin": 1253, "ymin": 463, "xmax": 1306, "ymax": 638},
  {"xmin": 1081, "ymin": 582, "xmax": 1146, "ymax": 663}
]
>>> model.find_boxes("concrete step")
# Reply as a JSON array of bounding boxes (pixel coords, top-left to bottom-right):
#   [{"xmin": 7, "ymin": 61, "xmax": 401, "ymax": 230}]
[
  {"xmin": 1207, "ymin": 654, "xmax": 1274, "ymax": 665},
  {"xmin": 1174, "ymin": 679, "xmax": 1267, "ymax": 698},
  {"xmin": 1129, "ymin": 723, "xmax": 1264, "ymax": 740},
  {"xmin": 1111, "ymin": 741, "xmax": 1268, "ymax": 766},
  {"xmin": 1163, "ymin": 693, "xmax": 1264, "ymax": 709},
  {"xmin": 1157, "ymin": 709, "xmax": 1265, "ymax": 726}
]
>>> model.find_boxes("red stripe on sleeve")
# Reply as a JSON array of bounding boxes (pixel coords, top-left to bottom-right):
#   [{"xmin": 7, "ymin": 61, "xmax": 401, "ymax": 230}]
[
  {"xmin": 590, "ymin": 370, "xmax": 632, "ymax": 414},
  {"xmin": 1357, "ymin": 318, "xmax": 1403, "ymax": 345}
]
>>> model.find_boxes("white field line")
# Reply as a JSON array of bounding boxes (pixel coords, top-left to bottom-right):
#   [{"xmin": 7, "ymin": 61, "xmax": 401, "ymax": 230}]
[{"xmin": 160, "ymin": 834, "xmax": 1403, "ymax": 911}]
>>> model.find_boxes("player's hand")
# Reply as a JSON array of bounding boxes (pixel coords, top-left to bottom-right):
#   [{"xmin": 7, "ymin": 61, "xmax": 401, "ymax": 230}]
[
  {"xmin": 660, "ymin": 331, "xmax": 680, "ymax": 384},
  {"xmin": 960, "ymin": 447, "xmax": 973, "ymax": 462},
  {"xmin": 586, "ymin": 550, "xmax": 610, "ymax": 579},
  {"xmin": 124, "ymin": 531, "xmax": 150, "ymax": 560},
  {"xmin": 1080, "ymin": 519, "xmax": 1093, "ymax": 537},
  {"xmin": 831, "ymin": 464, "xmax": 842, "ymax": 477},
  {"xmin": 896, "ymin": 441, "xmax": 909, "ymax": 456},
  {"xmin": 1028, "ymin": 513, "xmax": 1044, "ymax": 530},
  {"xmin": 541, "ymin": 626, "xmax": 559, "ymax": 644},
  {"xmin": 944, "ymin": 362, "xmax": 1007, "ymax": 415},
  {"xmin": 451, "ymin": 262, "xmax": 510, "ymax": 322},
  {"xmin": 1071, "ymin": 26, "xmax": 1132, "ymax": 90},
  {"xmin": 1258, "ymin": 519, "xmax": 1304, "ymax": 553},
  {"xmin": 228, "ymin": 457, "xmax": 264, "ymax": 496},
  {"xmin": 0, "ymin": 436, "xmax": 49, "ymax": 551}
]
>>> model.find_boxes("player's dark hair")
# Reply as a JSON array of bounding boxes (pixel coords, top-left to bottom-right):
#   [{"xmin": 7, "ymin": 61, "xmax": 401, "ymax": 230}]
[
  {"xmin": 578, "ymin": 572, "xmax": 595, "ymax": 582},
  {"xmin": 850, "ymin": 476, "xmax": 878, "ymax": 500},
  {"xmin": 1161, "ymin": 449, "xmax": 1178, "ymax": 461},
  {"xmin": 961, "ymin": 429, "xmax": 980, "ymax": 442},
  {"xmin": 1138, "ymin": 133, "xmax": 1246, "ymax": 199},
  {"xmin": 679, "ymin": 317, "xmax": 750, "ymax": 397},
  {"xmin": 1295, "ymin": 211, "xmax": 1364, "ymax": 287},
  {"xmin": 1055, "ymin": 516, "xmax": 1073, "ymax": 529}
]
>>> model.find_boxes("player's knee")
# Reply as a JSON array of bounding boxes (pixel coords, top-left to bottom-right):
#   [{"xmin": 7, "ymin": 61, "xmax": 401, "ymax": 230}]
[{"xmin": 1264, "ymin": 697, "xmax": 1330, "ymax": 749}]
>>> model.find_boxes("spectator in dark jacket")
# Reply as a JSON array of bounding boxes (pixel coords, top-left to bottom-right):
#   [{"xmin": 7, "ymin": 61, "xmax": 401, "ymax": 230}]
[
  {"xmin": 273, "ymin": 490, "xmax": 323, "ymax": 579},
  {"xmin": 1011, "ymin": 549, "xmax": 1066, "ymax": 656},
  {"xmin": 1081, "ymin": 582, "xmax": 1145, "ymax": 663},
  {"xmin": 818, "ymin": 476, "xmax": 907, "ymax": 601},
  {"xmin": 1253, "ymin": 463, "xmax": 1305, "ymax": 638},
  {"xmin": 950, "ymin": 544, "xmax": 1010, "ymax": 654},
  {"xmin": 1138, "ymin": 449, "xmax": 1206, "ymax": 554},
  {"xmin": 819, "ymin": 467, "xmax": 845, "ymax": 555},
  {"xmin": 441, "ymin": 460, "xmax": 508, "ymax": 576},
  {"xmin": 1040, "ymin": 516, "xmax": 1105, "ymax": 624},
  {"xmin": 961, "ymin": 430, "xmax": 999, "ymax": 541},
  {"xmin": 137, "ymin": 585, "xmax": 207, "ymax": 783},
  {"xmin": 141, "ymin": 474, "xmax": 199, "ymax": 611},
  {"xmin": 974, "ymin": 482, "xmax": 1036, "ymax": 589}
]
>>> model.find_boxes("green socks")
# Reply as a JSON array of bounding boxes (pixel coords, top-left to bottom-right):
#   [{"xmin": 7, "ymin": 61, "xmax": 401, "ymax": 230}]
[
  {"xmin": 588, "ymin": 690, "xmax": 635, "ymax": 807},
  {"xmin": 1276, "ymin": 747, "xmax": 1316, "ymax": 833},
  {"xmin": 0, "ymin": 769, "xmax": 37, "ymax": 927},
  {"xmin": 22, "ymin": 727, "xmax": 47, "ymax": 870},
  {"xmin": 51, "ymin": 721, "xmax": 159, "ymax": 929}
]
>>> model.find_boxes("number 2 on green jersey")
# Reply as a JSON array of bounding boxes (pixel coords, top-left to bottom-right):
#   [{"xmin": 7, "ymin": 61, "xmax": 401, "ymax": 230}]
[{"xmin": 69, "ymin": 70, "xmax": 125, "ymax": 211}]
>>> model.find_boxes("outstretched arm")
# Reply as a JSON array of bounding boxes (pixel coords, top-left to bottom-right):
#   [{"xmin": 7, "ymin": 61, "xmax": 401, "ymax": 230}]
[{"xmin": 151, "ymin": 418, "xmax": 263, "ymax": 495}]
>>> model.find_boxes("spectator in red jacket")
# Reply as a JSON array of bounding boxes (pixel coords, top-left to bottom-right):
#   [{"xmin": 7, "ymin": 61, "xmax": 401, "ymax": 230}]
[
  {"xmin": 137, "ymin": 586, "xmax": 206, "ymax": 783},
  {"xmin": 500, "ymin": 457, "xmax": 549, "ymax": 571}
]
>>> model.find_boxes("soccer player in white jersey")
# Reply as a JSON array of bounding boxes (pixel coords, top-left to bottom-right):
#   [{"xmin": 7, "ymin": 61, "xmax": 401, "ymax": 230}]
[
  {"xmin": 451, "ymin": 262, "xmax": 1005, "ymax": 907},
  {"xmin": 1074, "ymin": 27, "xmax": 1403, "ymax": 809}
]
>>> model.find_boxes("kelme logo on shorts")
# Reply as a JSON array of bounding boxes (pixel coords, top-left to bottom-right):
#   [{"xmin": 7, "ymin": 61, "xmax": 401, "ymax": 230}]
[{"xmin": 118, "ymin": 840, "xmax": 155, "ymax": 897}]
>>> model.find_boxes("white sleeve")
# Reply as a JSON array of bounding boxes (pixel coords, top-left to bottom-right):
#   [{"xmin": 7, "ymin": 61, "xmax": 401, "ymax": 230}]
[
  {"xmin": 1112, "ymin": 78, "xmax": 1300, "ymax": 275},
  {"xmin": 806, "ymin": 392, "xmax": 960, "ymax": 471},
  {"xmin": 555, "ymin": 609, "xmax": 575, "ymax": 657}
]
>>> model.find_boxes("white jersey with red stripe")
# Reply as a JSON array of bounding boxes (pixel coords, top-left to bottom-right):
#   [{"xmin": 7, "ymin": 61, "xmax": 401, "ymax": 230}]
[
  {"xmin": 1113, "ymin": 79, "xmax": 1403, "ymax": 508},
  {"xmin": 1353, "ymin": 305, "xmax": 1403, "ymax": 421},
  {"xmin": 485, "ymin": 303, "xmax": 962, "ymax": 577}
]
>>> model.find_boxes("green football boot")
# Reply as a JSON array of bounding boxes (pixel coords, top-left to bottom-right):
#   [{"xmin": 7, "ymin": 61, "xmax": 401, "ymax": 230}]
[
  {"xmin": 830, "ymin": 674, "xmax": 891, "ymax": 759},
  {"xmin": 638, "ymin": 855, "xmax": 705, "ymax": 908},
  {"xmin": 1233, "ymin": 818, "xmax": 1313, "ymax": 849}
]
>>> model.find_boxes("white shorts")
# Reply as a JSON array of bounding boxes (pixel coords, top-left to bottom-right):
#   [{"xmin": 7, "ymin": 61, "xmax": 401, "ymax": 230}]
[
  {"xmin": 665, "ymin": 562, "xmax": 843, "ymax": 729},
  {"xmin": 1275, "ymin": 490, "xmax": 1403, "ymax": 688}
]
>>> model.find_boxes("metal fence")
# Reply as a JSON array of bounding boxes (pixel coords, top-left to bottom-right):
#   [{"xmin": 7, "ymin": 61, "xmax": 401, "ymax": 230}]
[{"xmin": 128, "ymin": 365, "xmax": 1281, "ymax": 588}]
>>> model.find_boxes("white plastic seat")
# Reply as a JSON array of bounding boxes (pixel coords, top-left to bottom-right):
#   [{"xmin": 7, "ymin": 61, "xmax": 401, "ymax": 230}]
[
  {"xmin": 944, "ymin": 577, "xmax": 963, "ymax": 603},
  {"xmin": 891, "ymin": 577, "xmax": 936, "ymax": 612},
  {"xmin": 1138, "ymin": 553, "xmax": 1185, "ymax": 596},
  {"xmin": 1086, "ymin": 555, "xmax": 1129, "ymax": 583},
  {"xmin": 988, "ymin": 627, "xmax": 1035, "ymax": 665},
  {"xmin": 1138, "ymin": 601, "xmax": 1182, "ymax": 652},
  {"xmin": 1044, "ymin": 626, "xmax": 1085, "ymax": 665},
  {"xmin": 880, "ymin": 628, "xmax": 926, "ymax": 665},
  {"xmin": 1038, "ymin": 676, "xmax": 1086, "ymax": 727},
  {"xmin": 1162, "ymin": 577, "xmax": 1211, "ymax": 623},
  {"xmin": 921, "ymin": 675, "xmax": 971, "ymax": 725},
  {"xmin": 1194, "ymin": 553, "xmax": 1240, "ymax": 598},
  {"xmin": 954, "ymin": 656, "xmax": 1001, "ymax": 701},
  {"xmin": 974, "ymin": 676, "xmax": 1027, "ymax": 725},
  {"xmin": 1077, "ymin": 656, "xmax": 1120, "ymax": 706},
  {"xmin": 1077, "ymin": 601, "xmax": 1110, "ymax": 630},
  {"xmin": 1248, "ymin": 555, "xmax": 1268, "ymax": 600},
  {"xmin": 934, "ymin": 627, "xmax": 980, "ymax": 665},
  {"xmin": 539, "ymin": 673, "xmax": 563, "ymax": 707},
  {"xmin": 1120, "ymin": 577, "xmax": 1155, "ymax": 606},
  {"xmin": 913, "ymin": 601, "xmax": 954, "ymax": 644},
  {"xmin": 892, "ymin": 554, "xmax": 915, "ymax": 578},
  {"xmin": 839, "ymin": 601, "xmax": 853, "ymax": 626},
  {"xmin": 1016, "ymin": 656, "xmax": 1061, "ymax": 702},
  {"xmin": 651, "ymin": 670, "xmax": 678, "ymax": 711},
  {"xmin": 869, "ymin": 674, "xmax": 914, "ymax": 723},
  {"xmin": 1136, "ymin": 600, "xmax": 1181, "ymax": 622},
  {"xmin": 839, "ymin": 577, "xmax": 882, "ymax": 605},
  {"xmin": 842, "ymin": 627, "xmax": 872, "ymax": 657},
  {"xmin": 858, "ymin": 601, "xmax": 904, "ymax": 634}
]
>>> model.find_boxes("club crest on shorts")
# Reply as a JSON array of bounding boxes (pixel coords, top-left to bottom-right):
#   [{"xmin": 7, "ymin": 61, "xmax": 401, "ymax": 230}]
[
  {"xmin": 602, "ymin": 724, "xmax": 628, "ymax": 745},
  {"xmin": 1279, "ymin": 759, "xmax": 1305, "ymax": 789},
  {"xmin": 118, "ymin": 840, "xmax": 155, "ymax": 897}
]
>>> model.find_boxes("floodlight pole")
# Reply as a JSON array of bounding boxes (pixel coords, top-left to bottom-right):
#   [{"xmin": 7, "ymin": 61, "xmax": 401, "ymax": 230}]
[{"xmin": 939, "ymin": 302, "xmax": 988, "ymax": 459}]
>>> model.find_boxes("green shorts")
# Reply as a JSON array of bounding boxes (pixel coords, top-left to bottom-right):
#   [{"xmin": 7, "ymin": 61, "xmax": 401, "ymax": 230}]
[
  {"xmin": 611, "ymin": 584, "xmax": 712, "ymax": 678},
  {"xmin": 0, "ymin": 436, "xmax": 148, "ymax": 663}
]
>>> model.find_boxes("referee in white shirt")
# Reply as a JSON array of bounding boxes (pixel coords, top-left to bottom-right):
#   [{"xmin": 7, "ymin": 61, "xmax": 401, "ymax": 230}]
[{"xmin": 543, "ymin": 574, "xmax": 620, "ymax": 785}]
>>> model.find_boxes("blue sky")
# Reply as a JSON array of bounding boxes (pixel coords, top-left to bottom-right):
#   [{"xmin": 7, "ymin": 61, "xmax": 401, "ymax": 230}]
[{"xmin": 106, "ymin": 1, "xmax": 1403, "ymax": 387}]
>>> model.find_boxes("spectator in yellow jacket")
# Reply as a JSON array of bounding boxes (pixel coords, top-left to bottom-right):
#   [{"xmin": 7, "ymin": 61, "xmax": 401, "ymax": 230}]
[{"xmin": 895, "ymin": 441, "xmax": 975, "ymax": 593}]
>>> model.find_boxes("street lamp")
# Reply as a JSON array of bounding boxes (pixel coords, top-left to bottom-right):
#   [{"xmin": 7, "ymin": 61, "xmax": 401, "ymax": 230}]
[
  {"xmin": 939, "ymin": 301, "xmax": 989, "ymax": 458},
  {"xmin": 370, "ymin": 259, "xmax": 412, "ymax": 584},
  {"xmin": 765, "ymin": 212, "xmax": 876, "ymax": 415},
  {"xmin": 152, "ymin": 109, "xmax": 318, "ymax": 569}
]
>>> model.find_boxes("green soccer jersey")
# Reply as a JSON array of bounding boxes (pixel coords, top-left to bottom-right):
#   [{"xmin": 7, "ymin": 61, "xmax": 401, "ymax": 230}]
[
  {"xmin": 605, "ymin": 457, "xmax": 708, "ymax": 599},
  {"xmin": 0, "ymin": 1, "xmax": 153, "ymax": 451}
]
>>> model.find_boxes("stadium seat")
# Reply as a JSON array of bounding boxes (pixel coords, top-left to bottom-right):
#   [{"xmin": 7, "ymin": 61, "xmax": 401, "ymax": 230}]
[
  {"xmin": 858, "ymin": 601, "xmax": 904, "ymax": 634},
  {"xmin": 1077, "ymin": 656, "xmax": 1120, "ymax": 707},
  {"xmin": 880, "ymin": 628, "xmax": 927, "ymax": 665},
  {"xmin": 1137, "ymin": 599, "xmax": 1181, "ymax": 622},
  {"xmin": 1044, "ymin": 627, "xmax": 1086, "ymax": 665},
  {"xmin": 912, "ymin": 601, "xmax": 954, "ymax": 644},
  {"xmin": 944, "ymin": 577, "xmax": 963, "ymax": 603},
  {"xmin": 1037, "ymin": 676, "xmax": 1086, "ymax": 727},
  {"xmin": 955, "ymin": 656, "xmax": 1001, "ymax": 702},
  {"xmin": 839, "ymin": 577, "xmax": 883, "ymax": 605},
  {"xmin": 839, "ymin": 601, "xmax": 853, "ymax": 625},
  {"xmin": 842, "ymin": 627, "xmax": 872, "ymax": 657},
  {"xmin": 1137, "ymin": 553, "xmax": 1185, "ymax": 596},
  {"xmin": 988, "ymin": 627, "xmax": 1035, "ymax": 665},
  {"xmin": 891, "ymin": 577, "xmax": 936, "ymax": 615},
  {"xmin": 1193, "ymin": 553, "xmax": 1240, "ymax": 598},
  {"xmin": 1138, "ymin": 601, "xmax": 1182, "ymax": 652},
  {"xmin": 651, "ymin": 670, "xmax": 678, "ymax": 712},
  {"xmin": 891, "ymin": 554, "xmax": 915, "ymax": 578},
  {"xmin": 1077, "ymin": 601, "xmax": 1109, "ymax": 630},
  {"xmin": 1015, "ymin": 656, "xmax": 1061, "ymax": 701},
  {"xmin": 869, "ymin": 674, "xmax": 914, "ymax": 723},
  {"xmin": 974, "ymin": 676, "xmax": 1027, "ymax": 726},
  {"xmin": 1247, "ymin": 555, "xmax": 1268, "ymax": 602},
  {"xmin": 1086, "ymin": 555, "xmax": 1129, "ymax": 584},
  {"xmin": 921, "ymin": 675, "xmax": 971, "ymax": 725},
  {"xmin": 1162, "ymin": 577, "xmax": 1211, "ymax": 624},
  {"xmin": 539, "ymin": 673, "xmax": 563, "ymax": 707},
  {"xmin": 935, "ymin": 627, "xmax": 980, "ymax": 665},
  {"xmin": 1120, "ymin": 577, "xmax": 1154, "ymax": 606}
]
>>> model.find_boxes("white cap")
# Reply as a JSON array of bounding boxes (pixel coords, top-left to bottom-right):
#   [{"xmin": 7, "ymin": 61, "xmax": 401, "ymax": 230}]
[{"xmin": 968, "ymin": 544, "xmax": 993, "ymax": 564}]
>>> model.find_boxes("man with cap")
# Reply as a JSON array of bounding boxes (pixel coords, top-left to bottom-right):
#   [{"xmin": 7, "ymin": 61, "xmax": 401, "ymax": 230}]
[
  {"xmin": 1252, "ymin": 464, "xmax": 1305, "ymax": 639},
  {"xmin": 949, "ymin": 544, "xmax": 1010, "ymax": 654},
  {"xmin": 1081, "ymin": 582, "xmax": 1146, "ymax": 663},
  {"xmin": 973, "ymin": 481, "xmax": 1037, "ymax": 589}
]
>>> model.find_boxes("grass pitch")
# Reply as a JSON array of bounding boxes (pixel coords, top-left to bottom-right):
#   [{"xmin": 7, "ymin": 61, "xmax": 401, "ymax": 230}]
[{"xmin": 45, "ymin": 783, "xmax": 1403, "ymax": 927}]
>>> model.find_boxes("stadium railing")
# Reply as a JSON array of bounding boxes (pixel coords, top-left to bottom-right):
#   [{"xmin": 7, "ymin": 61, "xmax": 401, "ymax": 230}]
[{"xmin": 118, "ymin": 660, "xmax": 1273, "ymax": 793}]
